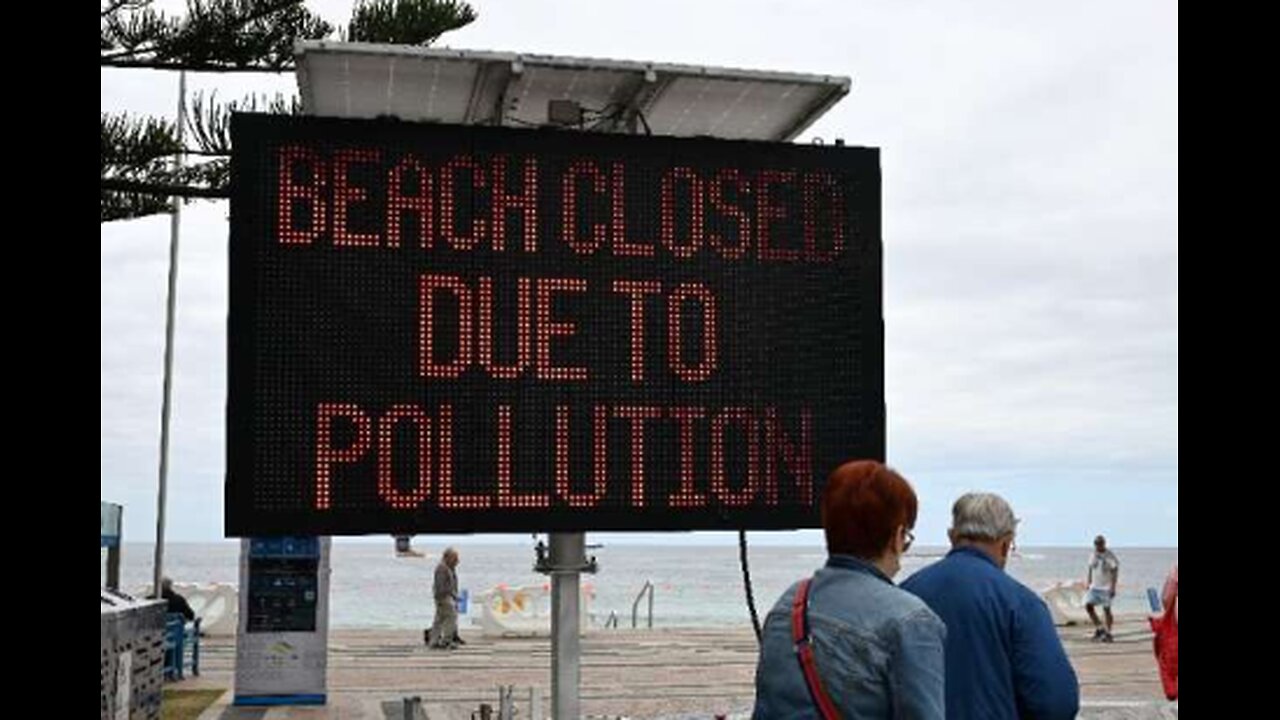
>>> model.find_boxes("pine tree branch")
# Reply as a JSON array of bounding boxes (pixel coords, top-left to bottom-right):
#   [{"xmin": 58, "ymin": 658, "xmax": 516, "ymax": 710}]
[
  {"xmin": 101, "ymin": 5, "xmax": 177, "ymax": 59},
  {"xmin": 102, "ymin": 0, "xmax": 329, "ymax": 66},
  {"xmin": 102, "ymin": 112, "xmax": 182, "ymax": 173},
  {"xmin": 101, "ymin": 1, "xmax": 480, "ymax": 223},
  {"xmin": 101, "ymin": 192, "xmax": 176, "ymax": 223},
  {"xmin": 187, "ymin": 91, "xmax": 302, "ymax": 155},
  {"xmin": 101, "ymin": 0, "xmax": 140, "ymax": 19},
  {"xmin": 101, "ymin": 58, "xmax": 293, "ymax": 71},
  {"xmin": 346, "ymin": 0, "xmax": 476, "ymax": 45},
  {"xmin": 102, "ymin": 178, "xmax": 230, "ymax": 199}
]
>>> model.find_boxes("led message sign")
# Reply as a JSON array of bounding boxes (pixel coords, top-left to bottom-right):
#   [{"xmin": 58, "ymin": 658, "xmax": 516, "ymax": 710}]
[{"xmin": 226, "ymin": 113, "xmax": 882, "ymax": 535}]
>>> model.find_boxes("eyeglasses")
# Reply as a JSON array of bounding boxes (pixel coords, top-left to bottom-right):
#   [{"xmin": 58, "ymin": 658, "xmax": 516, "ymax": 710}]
[{"xmin": 903, "ymin": 528, "xmax": 915, "ymax": 553}]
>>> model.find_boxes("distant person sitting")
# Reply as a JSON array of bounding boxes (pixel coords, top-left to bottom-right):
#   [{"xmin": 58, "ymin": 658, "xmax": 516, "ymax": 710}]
[
  {"xmin": 902, "ymin": 493, "xmax": 1079, "ymax": 720},
  {"xmin": 160, "ymin": 577, "xmax": 195, "ymax": 623},
  {"xmin": 1085, "ymin": 534, "xmax": 1120, "ymax": 642}
]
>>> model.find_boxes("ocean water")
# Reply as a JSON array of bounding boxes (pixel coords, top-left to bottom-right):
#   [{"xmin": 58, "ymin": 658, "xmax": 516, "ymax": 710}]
[{"xmin": 105, "ymin": 541, "xmax": 1176, "ymax": 629}]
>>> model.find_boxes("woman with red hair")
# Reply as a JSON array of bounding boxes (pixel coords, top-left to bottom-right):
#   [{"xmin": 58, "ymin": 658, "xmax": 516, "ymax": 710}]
[{"xmin": 753, "ymin": 460, "xmax": 945, "ymax": 719}]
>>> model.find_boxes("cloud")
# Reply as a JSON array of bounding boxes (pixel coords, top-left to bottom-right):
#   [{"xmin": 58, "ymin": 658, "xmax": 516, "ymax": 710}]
[{"xmin": 101, "ymin": 1, "xmax": 1177, "ymax": 545}]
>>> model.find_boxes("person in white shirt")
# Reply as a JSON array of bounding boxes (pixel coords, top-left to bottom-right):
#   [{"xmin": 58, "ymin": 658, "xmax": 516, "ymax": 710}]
[{"xmin": 1085, "ymin": 535, "xmax": 1120, "ymax": 642}]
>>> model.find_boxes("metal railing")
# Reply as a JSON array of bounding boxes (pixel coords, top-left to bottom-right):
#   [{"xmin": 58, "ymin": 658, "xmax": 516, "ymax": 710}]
[{"xmin": 631, "ymin": 580, "xmax": 654, "ymax": 629}]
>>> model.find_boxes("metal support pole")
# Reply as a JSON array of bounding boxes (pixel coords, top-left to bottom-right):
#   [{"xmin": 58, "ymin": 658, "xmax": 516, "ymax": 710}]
[
  {"xmin": 153, "ymin": 70, "xmax": 186, "ymax": 599},
  {"xmin": 549, "ymin": 532, "xmax": 585, "ymax": 719}
]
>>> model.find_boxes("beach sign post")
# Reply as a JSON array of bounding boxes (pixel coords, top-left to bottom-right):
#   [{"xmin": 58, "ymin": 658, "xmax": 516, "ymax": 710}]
[{"xmin": 226, "ymin": 44, "xmax": 874, "ymax": 718}]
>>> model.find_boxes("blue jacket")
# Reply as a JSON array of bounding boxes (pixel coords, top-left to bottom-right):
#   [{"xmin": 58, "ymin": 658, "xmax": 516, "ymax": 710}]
[
  {"xmin": 753, "ymin": 555, "xmax": 946, "ymax": 719},
  {"xmin": 901, "ymin": 547, "xmax": 1079, "ymax": 720}
]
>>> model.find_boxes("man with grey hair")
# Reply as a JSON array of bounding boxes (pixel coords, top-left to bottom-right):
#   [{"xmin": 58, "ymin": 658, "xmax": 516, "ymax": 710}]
[
  {"xmin": 426, "ymin": 547, "xmax": 461, "ymax": 649},
  {"xmin": 903, "ymin": 493, "xmax": 1078, "ymax": 720}
]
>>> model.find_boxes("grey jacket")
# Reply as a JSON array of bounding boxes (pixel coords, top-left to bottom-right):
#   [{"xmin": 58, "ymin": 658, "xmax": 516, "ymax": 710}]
[{"xmin": 433, "ymin": 561, "xmax": 457, "ymax": 602}]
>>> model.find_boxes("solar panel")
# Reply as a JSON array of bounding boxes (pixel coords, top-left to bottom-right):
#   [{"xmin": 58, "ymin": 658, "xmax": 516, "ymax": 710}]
[{"xmin": 295, "ymin": 42, "xmax": 850, "ymax": 141}]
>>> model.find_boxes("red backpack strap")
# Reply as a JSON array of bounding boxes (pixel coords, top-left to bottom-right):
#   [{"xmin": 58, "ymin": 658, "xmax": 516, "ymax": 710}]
[{"xmin": 791, "ymin": 578, "xmax": 842, "ymax": 720}]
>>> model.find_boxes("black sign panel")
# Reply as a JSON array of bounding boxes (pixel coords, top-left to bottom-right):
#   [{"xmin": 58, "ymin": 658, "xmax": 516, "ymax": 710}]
[{"xmin": 227, "ymin": 112, "xmax": 882, "ymax": 536}]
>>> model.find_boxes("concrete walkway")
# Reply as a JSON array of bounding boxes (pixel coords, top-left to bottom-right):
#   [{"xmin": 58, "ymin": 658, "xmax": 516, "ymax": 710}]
[{"xmin": 179, "ymin": 615, "xmax": 1173, "ymax": 718}]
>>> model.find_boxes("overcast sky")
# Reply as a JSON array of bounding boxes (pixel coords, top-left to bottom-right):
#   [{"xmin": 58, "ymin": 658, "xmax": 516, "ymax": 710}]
[{"xmin": 101, "ymin": 1, "xmax": 1177, "ymax": 547}]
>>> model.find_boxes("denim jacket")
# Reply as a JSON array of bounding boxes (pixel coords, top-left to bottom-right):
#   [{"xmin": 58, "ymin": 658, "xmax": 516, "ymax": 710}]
[{"xmin": 753, "ymin": 555, "xmax": 946, "ymax": 719}]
